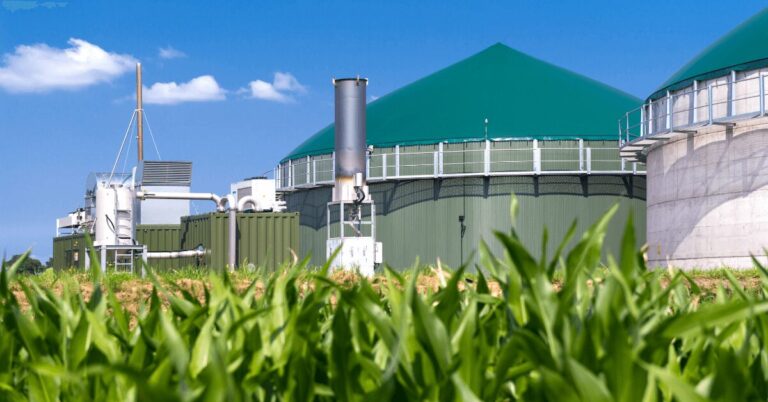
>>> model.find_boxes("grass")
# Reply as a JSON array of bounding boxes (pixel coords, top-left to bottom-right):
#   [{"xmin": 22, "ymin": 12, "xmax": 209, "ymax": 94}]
[{"xmin": 2, "ymin": 202, "xmax": 768, "ymax": 400}]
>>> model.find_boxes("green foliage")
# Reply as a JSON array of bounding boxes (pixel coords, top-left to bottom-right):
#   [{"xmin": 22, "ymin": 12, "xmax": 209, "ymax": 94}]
[
  {"xmin": 6, "ymin": 253, "xmax": 44, "ymax": 275},
  {"xmin": 1, "ymin": 205, "xmax": 768, "ymax": 401}
]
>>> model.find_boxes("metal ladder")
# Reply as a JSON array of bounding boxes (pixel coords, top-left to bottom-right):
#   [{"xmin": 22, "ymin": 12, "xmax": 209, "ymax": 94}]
[{"xmin": 113, "ymin": 248, "xmax": 135, "ymax": 273}]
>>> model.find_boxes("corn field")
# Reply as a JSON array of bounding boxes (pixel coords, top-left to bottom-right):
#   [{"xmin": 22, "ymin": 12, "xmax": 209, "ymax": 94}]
[{"xmin": 3, "ymin": 204, "xmax": 768, "ymax": 401}]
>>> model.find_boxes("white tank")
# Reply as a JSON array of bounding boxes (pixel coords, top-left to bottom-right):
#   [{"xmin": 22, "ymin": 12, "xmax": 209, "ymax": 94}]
[{"xmin": 93, "ymin": 184, "xmax": 135, "ymax": 246}]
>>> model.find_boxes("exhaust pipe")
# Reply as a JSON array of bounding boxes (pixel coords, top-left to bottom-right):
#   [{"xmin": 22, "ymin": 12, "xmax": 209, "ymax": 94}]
[{"xmin": 333, "ymin": 77, "xmax": 368, "ymax": 202}]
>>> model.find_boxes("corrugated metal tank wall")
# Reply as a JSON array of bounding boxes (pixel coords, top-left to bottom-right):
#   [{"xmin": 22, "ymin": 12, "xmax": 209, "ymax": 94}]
[{"xmin": 285, "ymin": 174, "xmax": 646, "ymax": 269}]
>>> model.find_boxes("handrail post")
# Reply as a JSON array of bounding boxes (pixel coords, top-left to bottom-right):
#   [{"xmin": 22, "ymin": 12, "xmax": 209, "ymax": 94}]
[
  {"xmin": 366, "ymin": 151, "xmax": 370, "ymax": 178},
  {"xmin": 760, "ymin": 74, "xmax": 765, "ymax": 115},
  {"xmin": 433, "ymin": 151, "xmax": 438, "ymax": 177},
  {"xmin": 640, "ymin": 106, "xmax": 645, "ymax": 138},
  {"xmin": 312, "ymin": 159, "xmax": 316, "ymax": 184},
  {"xmin": 708, "ymin": 84, "xmax": 713, "ymax": 125},
  {"xmin": 484, "ymin": 140, "xmax": 490, "ymax": 175},
  {"xmin": 306, "ymin": 156, "xmax": 310, "ymax": 185},
  {"xmin": 331, "ymin": 151, "xmax": 335, "ymax": 182},
  {"xmin": 288, "ymin": 159, "xmax": 293, "ymax": 188},
  {"xmin": 666, "ymin": 90, "xmax": 672, "ymax": 130},
  {"xmin": 586, "ymin": 147, "xmax": 592, "ymax": 174},
  {"xmin": 578, "ymin": 139, "xmax": 584, "ymax": 171},
  {"xmin": 692, "ymin": 80, "xmax": 698, "ymax": 124},
  {"xmin": 395, "ymin": 145, "xmax": 400, "ymax": 178},
  {"xmin": 438, "ymin": 142, "xmax": 444, "ymax": 175},
  {"xmin": 382, "ymin": 153, "xmax": 387, "ymax": 180},
  {"xmin": 533, "ymin": 139, "xmax": 540, "ymax": 174},
  {"xmin": 648, "ymin": 100, "xmax": 654, "ymax": 135},
  {"xmin": 729, "ymin": 70, "xmax": 736, "ymax": 117}
]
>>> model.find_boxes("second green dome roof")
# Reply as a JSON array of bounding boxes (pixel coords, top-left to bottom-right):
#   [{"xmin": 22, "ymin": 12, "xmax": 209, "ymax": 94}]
[
  {"xmin": 283, "ymin": 43, "xmax": 640, "ymax": 161},
  {"xmin": 651, "ymin": 8, "xmax": 768, "ymax": 100}
]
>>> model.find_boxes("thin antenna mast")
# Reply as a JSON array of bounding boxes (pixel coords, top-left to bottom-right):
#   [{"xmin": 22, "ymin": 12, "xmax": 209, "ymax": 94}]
[{"xmin": 136, "ymin": 63, "xmax": 144, "ymax": 162}]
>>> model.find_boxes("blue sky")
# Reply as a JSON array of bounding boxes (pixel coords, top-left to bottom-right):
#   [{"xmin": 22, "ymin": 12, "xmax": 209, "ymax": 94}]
[{"xmin": 0, "ymin": 0, "xmax": 765, "ymax": 261}]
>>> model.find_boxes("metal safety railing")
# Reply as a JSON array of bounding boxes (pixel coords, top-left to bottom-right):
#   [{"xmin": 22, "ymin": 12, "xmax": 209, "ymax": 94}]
[
  {"xmin": 276, "ymin": 140, "xmax": 643, "ymax": 191},
  {"xmin": 619, "ymin": 72, "xmax": 768, "ymax": 147}
]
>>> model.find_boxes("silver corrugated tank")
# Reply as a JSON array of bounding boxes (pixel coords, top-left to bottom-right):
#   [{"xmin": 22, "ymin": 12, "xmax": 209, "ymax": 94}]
[{"xmin": 334, "ymin": 78, "xmax": 367, "ymax": 178}]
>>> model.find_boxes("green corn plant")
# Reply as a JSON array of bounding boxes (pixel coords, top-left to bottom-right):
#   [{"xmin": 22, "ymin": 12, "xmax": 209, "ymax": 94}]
[{"xmin": 1, "ymin": 201, "xmax": 768, "ymax": 401}]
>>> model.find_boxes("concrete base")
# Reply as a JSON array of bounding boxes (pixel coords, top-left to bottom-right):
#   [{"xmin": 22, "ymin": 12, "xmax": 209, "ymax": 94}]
[{"xmin": 646, "ymin": 116, "xmax": 768, "ymax": 269}]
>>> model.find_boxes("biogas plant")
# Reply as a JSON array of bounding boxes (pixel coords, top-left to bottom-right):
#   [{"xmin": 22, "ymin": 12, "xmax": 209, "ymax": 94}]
[{"xmin": 53, "ymin": 9, "xmax": 768, "ymax": 273}]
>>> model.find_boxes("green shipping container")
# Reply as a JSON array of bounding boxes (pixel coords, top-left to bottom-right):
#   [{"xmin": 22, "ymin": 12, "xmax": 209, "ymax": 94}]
[
  {"xmin": 135, "ymin": 225, "xmax": 190, "ymax": 270},
  {"xmin": 52, "ymin": 233, "xmax": 87, "ymax": 270},
  {"xmin": 180, "ymin": 212, "xmax": 300, "ymax": 270}
]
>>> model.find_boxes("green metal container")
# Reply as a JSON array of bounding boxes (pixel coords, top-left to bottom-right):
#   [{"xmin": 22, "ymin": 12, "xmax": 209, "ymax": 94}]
[
  {"xmin": 52, "ymin": 233, "xmax": 87, "ymax": 270},
  {"xmin": 135, "ymin": 225, "xmax": 188, "ymax": 270},
  {"xmin": 181, "ymin": 212, "xmax": 300, "ymax": 270}
]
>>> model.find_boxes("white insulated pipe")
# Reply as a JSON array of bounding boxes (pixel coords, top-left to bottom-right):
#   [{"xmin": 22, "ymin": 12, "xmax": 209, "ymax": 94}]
[
  {"xmin": 135, "ymin": 190, "xmax": 229, "ymax": 211},
  {"xmin": 146, "ymin": 249, "xmax": 206, "ymax": 259}
]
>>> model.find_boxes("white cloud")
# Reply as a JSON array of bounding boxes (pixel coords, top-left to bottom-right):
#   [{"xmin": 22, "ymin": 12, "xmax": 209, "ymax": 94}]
[
  {"xmin": 245, "ymin": 72, "xmax": 305, "ymax": 102},
  {"xmin": 143, "ymin": 75, "xmax": 226, "ymax": 105},
  {"xmin": 0, "ymin": 38, "xmax": 136, "ymax": 93},
  {"xmin": 158, "ymin": 46, "xmax": 186, "ymax": 60}
]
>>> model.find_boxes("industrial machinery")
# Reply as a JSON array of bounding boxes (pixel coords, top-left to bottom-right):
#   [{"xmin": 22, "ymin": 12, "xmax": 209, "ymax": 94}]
[
  {"xmin": 325, "ymin": 78, "xmax": 383, "ymax": 277},
  {"xmin": 54, "ymin": 63, "xmax": 287, "ymax": 273}
]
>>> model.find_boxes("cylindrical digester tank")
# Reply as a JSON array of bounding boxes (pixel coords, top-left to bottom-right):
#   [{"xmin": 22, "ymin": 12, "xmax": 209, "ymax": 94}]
[{"xmin": 334, "ymin": 78, "xmax": 367, "ymax": 179}]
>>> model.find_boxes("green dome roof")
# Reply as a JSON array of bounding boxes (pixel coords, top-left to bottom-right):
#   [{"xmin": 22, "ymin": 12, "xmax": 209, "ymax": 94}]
[
  {"xmin": 283, "ymin": 43, "xmax": 640, "ymax": 161},
  {"xmin": 651, "ymin": 8, "xmax": 768, "ymax": 99}
]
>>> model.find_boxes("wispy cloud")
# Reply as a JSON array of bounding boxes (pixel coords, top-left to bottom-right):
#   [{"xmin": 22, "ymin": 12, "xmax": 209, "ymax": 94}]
[
  {"xmin": 143, "ymin": 75, "xmax": 226, "ymax": 105},
  {"xmin": 2, "ymin": 1, "xmax": 67, "ymax": 12},
  {"xmin": 244, "ymin": 72, "xmax": 305, "ymax": 102},
  {"xmin": 158, "ymin": 46, "xmax": 186, "ymax": 60},
  {"xmin": 0, "ymin": 38, "xmax": 135, "ymax": 93}
]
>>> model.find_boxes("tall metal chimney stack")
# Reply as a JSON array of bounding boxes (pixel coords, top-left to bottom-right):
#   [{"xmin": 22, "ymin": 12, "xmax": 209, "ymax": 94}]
[
  {"xmin": 333, "ymin": 77, "xmax": 368, "ymax": 201},
  {"xmin": 136, "ymin": 63, "xmax": 144, "ymax": 162}
]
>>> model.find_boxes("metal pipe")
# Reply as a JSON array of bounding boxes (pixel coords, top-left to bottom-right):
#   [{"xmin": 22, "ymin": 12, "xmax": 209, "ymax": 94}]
[
  {"xmin": 136, "ymin": 63, "xmax": 144, "ymax": 162},
  {"xmin": 146, "ymin": 249, "xmax": 205, "ymax": 259},
  {"xmin": 135, "ymin": 190, "xmax": 227, "ymax": 211}
]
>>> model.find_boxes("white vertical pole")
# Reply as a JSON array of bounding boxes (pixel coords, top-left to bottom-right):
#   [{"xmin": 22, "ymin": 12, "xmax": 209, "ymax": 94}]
[
  {"xmin": 692, "ymin": 80, "xmax": 698, "ymax": 124},
  {"xmin": 312, "ymin": 159, "xmax": 317, "ymax": 184},
  {"xmin": 730, "ymin": 70, "xmax": 736, "ymax": 117},
  {"xmin": 586, "ymin": 148, "xmax": 592, "ymax": 174},
  {"xmin": 760, "ymin": 74, "xmax": 766, "ymax": 115},
  {"xmin": 666, "ymin": 90, "xmax": 672, "ymax": 130},
  {"xmin": 288, "ymin": 159, "xmax": 293, "ymax": 188},
  {"xmin": 366, "ymin": 151, "xmax": 370, "ymax": 178},
  {"xmin": 708, "ymin": 84, "xmax": 714, "ymax": 125},
  {"xmin": 382, "ymin": 153, "xmax": 387, "ymax": 180},
  {"xmin": 578, "ymin": 139, "xmax": 584, "ymax": 171},
  {"xmin": 306, "ymin": 156, "xmax": 310, "ymax": 185},
  {"xmin": 484, "ymin": 140, "xmax": 490, "ymax": 175},
  {"xmin": 532, "ymin": 139, "xmax": 540, "ymax": 173},
  {"xmin": 395, "ymin": 145, "xmax": 400, "ymax": 178},
  {"xmin": 438, "ymin": 142, "xmax": 444, "ymax": 175},
  {"xmin": 433, "ymin": 151, "xmax": 438, "ymax": 177},
  {"xmin": 648, "ymin": 100, "xmax": 654, "ymax": 135}
]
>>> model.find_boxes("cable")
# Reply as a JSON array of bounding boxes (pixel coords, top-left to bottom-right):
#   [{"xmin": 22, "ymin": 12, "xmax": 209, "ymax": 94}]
[
  {"xmin": 108, "ymin": 110, "xmax": 137, "ymax": 185},
  {"xmin": 142, "ymin": 111, "xmax": 162, "ymax": 160}
]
